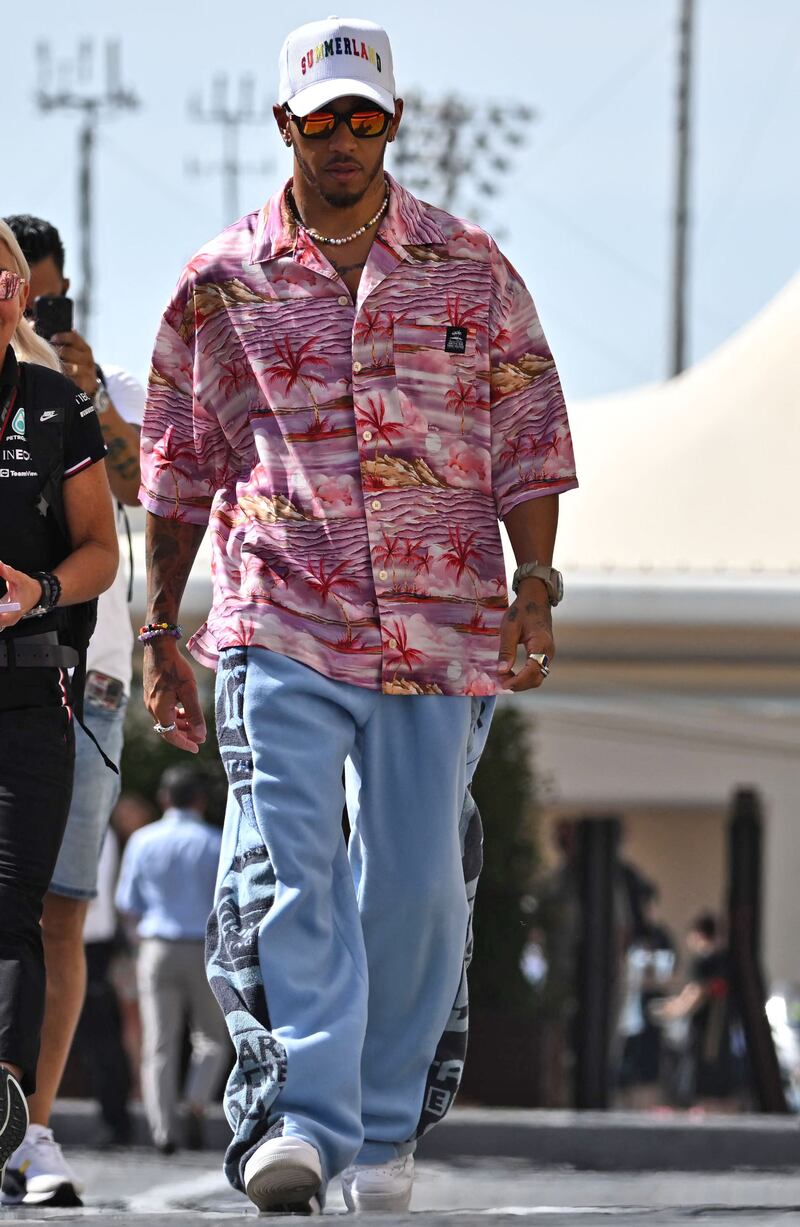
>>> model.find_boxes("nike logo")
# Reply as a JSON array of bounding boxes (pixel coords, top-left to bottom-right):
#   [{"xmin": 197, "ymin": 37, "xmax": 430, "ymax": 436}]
[{"xmin": 39, "ymin": 411, "xmax": 58, "ymax": 422}]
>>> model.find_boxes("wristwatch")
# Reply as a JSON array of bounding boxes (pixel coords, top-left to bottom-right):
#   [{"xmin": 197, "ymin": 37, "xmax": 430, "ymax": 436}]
[
  {"xmin": 511, "ymin": 562, "xmax": 564, "ymax": 606},
  {"xmin": 93, "ymin": 378, "xmax": 111, "ymax": 415}
]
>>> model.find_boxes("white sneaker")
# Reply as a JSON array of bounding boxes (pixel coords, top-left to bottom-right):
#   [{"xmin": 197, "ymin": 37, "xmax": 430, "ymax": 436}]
[
  {"xmin": 341, "ymin": 1154, "xmax": 414, "ymax": 1212},
  {"xmin": 0, "ymin": 1124, "xmax": 84, "ymax": 1207},
  {"xmin": 243, "ymin": 1135, "xmax": 322, "ymax": 1214}
]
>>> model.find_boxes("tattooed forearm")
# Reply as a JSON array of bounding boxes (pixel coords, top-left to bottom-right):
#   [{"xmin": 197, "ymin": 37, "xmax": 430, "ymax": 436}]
[
  {"xmin": 102, "ymin": 429, "xmax": 140, "ymax": 480},
  {"xmin": 524, "ymin": 599, "xmax": 552, "ymax": 629},
  {"xmin": 145, "ymin": 512, "xmax": 206, "ymax": 623}
]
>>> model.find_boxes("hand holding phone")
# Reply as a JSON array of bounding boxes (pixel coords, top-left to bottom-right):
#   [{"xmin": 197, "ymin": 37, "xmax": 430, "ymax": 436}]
[{"xmin": 33, "ymin": 295, "xmax": 74, "ymax": 342}]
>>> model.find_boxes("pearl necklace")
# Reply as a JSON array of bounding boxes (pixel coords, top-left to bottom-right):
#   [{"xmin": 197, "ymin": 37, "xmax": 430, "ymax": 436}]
[{"xmin": 288, "ymin": 188, "xmax": 389, "ymax": 246}]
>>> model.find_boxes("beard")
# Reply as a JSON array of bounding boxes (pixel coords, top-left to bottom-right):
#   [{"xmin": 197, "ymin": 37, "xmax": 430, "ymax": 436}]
[{"xmin": 293, "ymin": 143, "xmax": 386, "ymax": 209}]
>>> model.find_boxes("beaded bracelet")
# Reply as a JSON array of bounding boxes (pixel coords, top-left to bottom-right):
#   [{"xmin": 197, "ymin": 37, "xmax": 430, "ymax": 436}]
[
  {"xmin": 27, "ymin": 571, "xmax": 62, "ymax": 614},
  {"xmin": 138, "ymin": 621, "xmax": 183, "ymax": 645}
]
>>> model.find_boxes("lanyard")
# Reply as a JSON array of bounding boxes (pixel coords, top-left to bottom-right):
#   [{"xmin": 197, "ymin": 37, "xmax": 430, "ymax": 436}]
[{"xmin": 0, "ymin": 385, "xmax": 18, "ymax": 445}]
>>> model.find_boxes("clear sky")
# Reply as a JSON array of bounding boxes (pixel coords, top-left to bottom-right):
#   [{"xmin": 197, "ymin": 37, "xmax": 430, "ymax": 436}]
[{"xmin": 5, "ymin": 0, "xmax": 799, "ymax": 400}]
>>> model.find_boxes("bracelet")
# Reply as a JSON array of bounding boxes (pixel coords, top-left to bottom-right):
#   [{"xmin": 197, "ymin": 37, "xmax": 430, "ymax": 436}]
[
  {"xmin": 138, "ymin": 621, "xmax": 183, "ymax": 644},
  {"xmin": 30, "ymin": 571, "xmax": 62, "ymax": 612}
]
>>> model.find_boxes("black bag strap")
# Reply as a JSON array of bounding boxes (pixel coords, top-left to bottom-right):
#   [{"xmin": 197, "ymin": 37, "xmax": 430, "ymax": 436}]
[{"xmin": 21, "ymin": 366, "xmax": 118, "ymax": 774}]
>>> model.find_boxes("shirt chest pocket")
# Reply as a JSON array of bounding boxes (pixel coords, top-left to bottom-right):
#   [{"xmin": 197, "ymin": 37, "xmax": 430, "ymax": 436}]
[
  {"xmin": 392, "ymin": 322, "xmax": 477, "ymax": 394},
  {"xmin": 392, "ymin": 322, "xmax": 485, "ymax": 440}
]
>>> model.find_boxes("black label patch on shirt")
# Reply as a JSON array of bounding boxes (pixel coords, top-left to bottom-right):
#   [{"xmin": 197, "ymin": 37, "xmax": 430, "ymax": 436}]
[{"xmin": 444, "ymin": 326, "xmax": 468, "ymax": 355}]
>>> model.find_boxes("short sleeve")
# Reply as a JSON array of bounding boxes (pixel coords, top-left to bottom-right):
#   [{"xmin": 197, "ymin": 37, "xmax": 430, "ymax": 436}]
[
  {"xmin": 103, "ymin": 365, "xmax": 145, "ymax": 426},
  {"xmin": 63, "ymin": 384, "xmax": 107, "ymax": 480},
  {"xmin": 489, "ymin": 247, "xmax": 578, "ymax": 519},
  {"xmin": 139, "ymin": 271, "xmax": 231, "ymax": 525}
]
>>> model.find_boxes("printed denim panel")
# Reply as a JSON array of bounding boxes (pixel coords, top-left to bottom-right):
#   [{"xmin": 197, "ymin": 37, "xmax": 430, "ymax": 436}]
[
  {"xmin": 206, "ymin": 647, "xmax": 287, "ymax": 1191},
  {"xmin": 412, "ymin": 696, "xmax": 495, "ymax": 1137}
]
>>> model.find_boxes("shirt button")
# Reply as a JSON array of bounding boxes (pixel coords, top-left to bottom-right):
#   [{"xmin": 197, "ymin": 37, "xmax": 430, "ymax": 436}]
[
  {"xmin": 378, "ymin": 569, "xmax": 388, "ymax": 581},
  {"xmin": 363, "ymin": 429, "xmax": 373, "ymax": 442},
  {"xmin": 371, "ymin": 499, "xmax": 382, "ymax": 511},
  {"xmin": 338, "ymin": 295, "xmax": 350, "ymax": 306},
  {"xmin": 353, "ymin": 360, "xmax": 363, "ymax": 373},
  {"xmin": 388, "ymin": 638, "xmax": 398, "ymax": 650}
]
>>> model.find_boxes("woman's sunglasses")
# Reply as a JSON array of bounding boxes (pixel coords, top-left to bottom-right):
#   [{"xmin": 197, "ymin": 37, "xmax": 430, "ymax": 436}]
[
  {"xmin": 0, "ymin": 270, "xmax": 23, "ymax": 301},
  {"xmin": 285, "ymin": 104, "xmax": 392, "ymax": 140}
]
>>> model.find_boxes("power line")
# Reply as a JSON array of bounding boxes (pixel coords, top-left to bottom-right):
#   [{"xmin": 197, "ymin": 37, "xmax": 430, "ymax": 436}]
[
  {"xmin": 35, "ymin": 40, "xmax": 140, "ymax": 337},
  {"xmin": 187, "ymin": 76, "xmax": 272, "ymax": 227}
]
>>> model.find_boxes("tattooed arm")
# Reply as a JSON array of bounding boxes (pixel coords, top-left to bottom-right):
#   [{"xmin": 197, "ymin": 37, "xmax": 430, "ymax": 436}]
[
  {"xmin": 142, "ymin": 512, "xmax": 208, "ymax": 754},
  {"xmin": 99, "ymin": 405, "xmax": 141, "ymax": 505},
  {"xmin": 496, "ymin": 494, "xmax": 559, "ymax": 691}
]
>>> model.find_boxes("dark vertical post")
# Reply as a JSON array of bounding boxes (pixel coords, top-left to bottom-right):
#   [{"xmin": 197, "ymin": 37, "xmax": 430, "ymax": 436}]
[
  {"xmin": 670, "ymin": 0, "xmax": 694, "ymax": 376},
  {"xmin": 727, "ymin": 788, "xmax": 788, "ymax": 1112},
  {"xmin": 76, "ymin": 114, "xmax": 94, "ymax": 337},
  {"xmin": 574, "ymin": 816, "xmax": 620, "ymax": 1109}
]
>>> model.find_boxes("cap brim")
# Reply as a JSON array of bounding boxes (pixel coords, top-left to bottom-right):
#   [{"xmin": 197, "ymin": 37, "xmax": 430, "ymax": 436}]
[{"xmin": 284, "ymin": 77, "xmax": 395, "ymax": 117}]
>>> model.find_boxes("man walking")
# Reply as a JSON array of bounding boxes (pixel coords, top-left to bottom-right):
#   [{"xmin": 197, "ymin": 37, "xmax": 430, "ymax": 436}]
[
  {"xmin": 1, "ymin": 216, "xmax": 142, "ymax": 1208},
  {"xmin": 115, "ymin": 767, "xmax": 228, "ymax": 1154},
  {"xmin": 140, "ymin": 16, "xmax": 577, "ymax": 1213}
]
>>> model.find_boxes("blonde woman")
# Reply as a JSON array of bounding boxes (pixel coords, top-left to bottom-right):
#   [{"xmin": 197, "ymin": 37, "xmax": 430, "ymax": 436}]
[{"xmin": 0, "ymin": 220, "xmax": 118, "ymax": 1179}]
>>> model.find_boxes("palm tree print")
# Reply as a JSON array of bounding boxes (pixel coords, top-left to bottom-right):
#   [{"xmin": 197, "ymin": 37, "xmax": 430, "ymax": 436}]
[
  {"xmin": 446, "ymin": 294, "xmax": 483, "ymax": 331},
  {"xmin": 361, "ymin": 395, "xmax": 404, "ymax": 459},
  {"xmin": 218, "ymin": 356, "xmax": 253, "ymax": 400},
  {"xmin": 306, "ymin": 558, "xmax": 359, "ymax": 644},
  {"xmin": 374, "ymin": 531, "xmax": 402, "ymax": 583},
  {"xmin": 499, "ymin": 435, "xmax": 527, "ymax": 483},
  {"xmin": 445, "ymin": 378, "xmax": 478, "ymax": 434},
  {"xmin": 151, "ymin": 425, "xmax": 197, "ymax": 513},
  {"xmin": 353, "ymin": 308, "xmax": 389, "ymax": 365},
  {"xmin": 383, "ymin": 621, "xmax": 425, "ymax": 681},
  {"xmin": 442, "ymin": 524, "xmax": 483, "ymax": 621},
  {"xmin": 263, "ymin": 336, "xmax": 328, "ymax": 427}
]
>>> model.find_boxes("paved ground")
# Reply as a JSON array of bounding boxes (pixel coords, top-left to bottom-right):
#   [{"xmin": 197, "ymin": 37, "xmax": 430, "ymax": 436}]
[{"xmin": 3, "ymin": 1151, "xmax": 800, "ymax": 1225}]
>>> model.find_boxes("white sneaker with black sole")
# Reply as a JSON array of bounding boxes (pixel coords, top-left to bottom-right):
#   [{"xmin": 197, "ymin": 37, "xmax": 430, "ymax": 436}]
[
  {"xmin": 0, "ymin": 1123, "xmax": 84, "ymax": 1207},
  {"xmin": 0, "ymin": 1070, "xmax": 29, "ymax": 1198},
  {"xmin": 341, "ymin": 1154, "xmax": 414, "ymax": 1212},
  {"xmin": 243, "ymin": 1135, "xmax": 322, "ymax": 1215}
]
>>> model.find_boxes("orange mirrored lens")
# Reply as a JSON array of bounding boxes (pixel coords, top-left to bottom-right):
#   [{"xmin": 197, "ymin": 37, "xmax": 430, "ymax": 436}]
[
  {"xmin": 350, "ymin": 111, "xmax": 386, "ymax": 136},
  {"xmin": 303, "ymin": 112, "xmax": 337, "ymax": 136}
]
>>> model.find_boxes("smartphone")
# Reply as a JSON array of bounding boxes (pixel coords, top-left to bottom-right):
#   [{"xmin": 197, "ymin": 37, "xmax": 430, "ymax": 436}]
[{"xmin": 33, "ymin": 295, "xmax": 73, "ymax": 341}]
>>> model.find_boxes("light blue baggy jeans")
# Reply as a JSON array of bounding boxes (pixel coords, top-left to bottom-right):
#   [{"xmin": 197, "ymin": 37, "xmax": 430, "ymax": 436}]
[{"xmin": 206, "ymin": 647, "xmax": 495, "ymax": 1194}]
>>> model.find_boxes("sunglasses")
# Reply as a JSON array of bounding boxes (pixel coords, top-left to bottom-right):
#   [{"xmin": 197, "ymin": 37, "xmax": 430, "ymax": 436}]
[
  {"xmin": 0, "ymin": 270, "xmax": 24, "ymax": 301},
  {"xmin": 286, "ymin": 104, "xmax": 392, "ymax": 140}
]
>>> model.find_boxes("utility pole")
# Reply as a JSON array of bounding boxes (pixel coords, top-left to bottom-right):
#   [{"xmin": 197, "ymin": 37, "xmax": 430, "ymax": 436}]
[
  {"xmin": 36, "ymin": 41, "xmax": 140, "ymax": 337},
  {"xmin": 669, "ymin": 0, "xmax": 695, "ymax": 377},
  {"xmin": 187, "ymin": 76, "xmax": 272, "ymax": 226}
]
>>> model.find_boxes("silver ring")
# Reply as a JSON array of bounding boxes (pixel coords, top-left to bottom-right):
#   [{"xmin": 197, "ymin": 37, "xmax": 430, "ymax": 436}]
[
  {"xmin": 153, "ymin": 721, "xmax": 177, "ymax": 735},
  {"xmin": 528, "ymin": 652, "xmax": 550, "ymax": 673}
]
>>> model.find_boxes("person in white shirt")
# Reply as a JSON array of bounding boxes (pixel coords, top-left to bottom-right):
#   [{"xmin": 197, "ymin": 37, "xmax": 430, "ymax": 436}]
[{"xmin": 1, "ymin": 216, "xmax": 142, "ymax": 1209}]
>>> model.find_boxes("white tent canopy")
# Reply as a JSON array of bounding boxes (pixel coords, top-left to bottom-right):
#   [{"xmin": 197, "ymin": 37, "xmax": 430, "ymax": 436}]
[{"xmin": 553, "ymin": 272, "xmax": 800, "ymax": 574}]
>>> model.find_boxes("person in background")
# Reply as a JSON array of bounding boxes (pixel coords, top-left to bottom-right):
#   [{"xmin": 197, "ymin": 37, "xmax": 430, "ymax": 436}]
[
  {"xmin": 0, "ymin": 221, "xmax": 117, "ymax": 1190},
  {"xmin": 651, "ymin": 912, "xmax": 744, "ymax": 1111},
  {"xmin": 115, "ymin": 767, "xmax": 228, "ymax": 1154},
  {"xmin": 1, "ymin": 215, "xmax": 143, "ymax": 1208}
]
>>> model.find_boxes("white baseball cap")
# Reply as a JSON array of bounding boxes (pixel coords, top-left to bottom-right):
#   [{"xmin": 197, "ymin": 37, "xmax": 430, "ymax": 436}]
[{"xmin": 278, "ymin": 15, "xmax": 396, "ymax": 118}]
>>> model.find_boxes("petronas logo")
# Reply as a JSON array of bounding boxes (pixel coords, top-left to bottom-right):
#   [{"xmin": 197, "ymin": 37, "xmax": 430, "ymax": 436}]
[{"xmin": 11, "ymin": 406, "xmax": 25, "ymax": 437}]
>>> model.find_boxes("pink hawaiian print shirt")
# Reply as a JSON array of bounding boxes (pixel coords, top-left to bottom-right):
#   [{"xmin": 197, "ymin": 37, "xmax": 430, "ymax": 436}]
[{"xmin": 140, "ymin": 175, "xmax": 577, "ymax": 696}]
